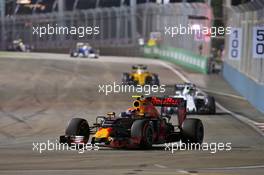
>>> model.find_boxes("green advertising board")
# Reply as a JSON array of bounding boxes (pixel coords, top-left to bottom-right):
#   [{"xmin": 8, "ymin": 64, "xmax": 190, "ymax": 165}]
[{"xmin": 144, "ymin": 46, "xmax": 208, "ymax": 74}]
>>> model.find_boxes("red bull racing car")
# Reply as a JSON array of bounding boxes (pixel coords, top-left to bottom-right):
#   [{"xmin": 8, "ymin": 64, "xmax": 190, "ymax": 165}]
[{"xmin": 59, "ymin": 96, "xmax": 204, "ymax": 149}]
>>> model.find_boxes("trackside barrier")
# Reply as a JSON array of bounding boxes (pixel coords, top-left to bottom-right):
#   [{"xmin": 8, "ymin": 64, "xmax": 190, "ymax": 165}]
[
  {"xmin": 223, "ymin": 63, "xmax": 264, "ymax": 113},
  {"xmin": 223, "ymin": 1, "xmax": 264, "ymax": 113},
  {"xmin": 144, "ymin": 46, "xmax": 208, "ymax": 74}
]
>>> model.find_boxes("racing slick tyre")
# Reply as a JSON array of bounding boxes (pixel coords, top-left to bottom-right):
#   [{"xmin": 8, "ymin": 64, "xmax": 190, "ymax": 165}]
[
  {"xmin": 70, "ymin": 51, "xmax": 78, "ymax": 57},
  {"xmin": 65, "ymin": 118, "xmax": 90, "ymax": 139},
  {"xmin": 152, "ymin": 74, "xmax": 160, "ymax": 86},
  {"xmin": 131, "ymin": 120, "xmax": 153, "ymax": 149},
  {"xmin": 122, "ymin": 73, "xmax": 132, "ymax": 85},
  {"xmin": 207, "ymin": 96, "xmax": 216, "ymax": 114},
  {"xmin": 181, "ymin": 118, "xmax": 204, "ymax": 144},
  {"xmin": 145, "ymin": 76, "xmax": 153, "ymax": 85}
]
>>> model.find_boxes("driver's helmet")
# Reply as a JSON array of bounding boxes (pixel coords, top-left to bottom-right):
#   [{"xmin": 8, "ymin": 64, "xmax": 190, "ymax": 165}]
[
  {"xmin": 188, "ymin": 87, "xmax": 195, "ymax": 94},
  {"xmin": 136, "ymin": 67, "xmax": 145, "ymax": 74},
  {"xmin": 82, "ymin": 45, "xmax": 88, "ymax": 49}
]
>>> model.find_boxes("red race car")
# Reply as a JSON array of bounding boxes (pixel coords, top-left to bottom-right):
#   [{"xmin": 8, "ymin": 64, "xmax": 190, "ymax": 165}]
[{"xmin": 59, "ymin": 96, "xmax": 204, "ymax": 149}]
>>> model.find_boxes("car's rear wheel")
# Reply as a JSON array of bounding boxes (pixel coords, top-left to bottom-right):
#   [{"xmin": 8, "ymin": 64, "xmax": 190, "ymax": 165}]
[
  {"xmin": 70, "ymin": 50, "xmax": 78, "ymax": 57},
  {"xmin": 142, "ymin": 124, "xmax": 153, "ymax": 148},
  {"xmin": 145, "ymin": 76, "xmax": 153, "ymax": 85},
  {"xmin": 181, "ymin": 118, "xmax": 204, "ymax": 144},
  {"xmin": 207, "ymin": 96, "xmax": 216, "ymax": 114},
  {"xmin": 152, "ymin": 74, "xmax": 160, "ymax": 86}
]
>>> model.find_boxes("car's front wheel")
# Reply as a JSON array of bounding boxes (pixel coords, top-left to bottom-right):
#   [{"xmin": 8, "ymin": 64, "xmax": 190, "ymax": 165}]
[
  {"xmin": 122, "ymin": 73, "xmax": 133, "ymax": 85},
  {"xmin": 65, "ymin": 118, "xmax": 90, "ymax": 139},
  {"xmin": 131, "ymin": 120, "xmax": 153, "ymax": 149}
]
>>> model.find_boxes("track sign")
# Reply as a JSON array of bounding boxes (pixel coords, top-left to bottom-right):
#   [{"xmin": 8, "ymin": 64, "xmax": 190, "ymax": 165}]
[
  {"xmin": 252, "ymin": 26, "xmax": 264, "ymax": 59},
  {"xmin": 228, "ymin": 28, "xmax": 242, "ymax": 60}
]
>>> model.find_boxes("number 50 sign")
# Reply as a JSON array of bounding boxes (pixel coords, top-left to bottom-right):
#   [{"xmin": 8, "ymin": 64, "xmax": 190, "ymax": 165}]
[
  {"xmin": 252, "ymin": 26, "xmax": 264, "ymax": 59},
  {"xmin": 228, "ymin": 28, "xmax": 242, "ymax": 60}
]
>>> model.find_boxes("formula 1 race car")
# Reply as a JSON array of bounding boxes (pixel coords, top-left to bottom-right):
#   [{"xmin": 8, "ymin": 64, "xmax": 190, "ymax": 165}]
[
  {"xmin": 6, "ymin": 39, "xmax": 33, "ymax": 52},
  {"xmin": 70, "ymin": 42, "xmax": 99, "ymax": 58},
  {"xmin": 164, "ymin": 83, "xmax": 216, "ymax": 115},
  {"xmin": 122, "ymin": 65, "xmax": 160, "ymax": 86},
  {"xmin": 59, "ymin": 96, "xmax": 204, "ymax": 149}
]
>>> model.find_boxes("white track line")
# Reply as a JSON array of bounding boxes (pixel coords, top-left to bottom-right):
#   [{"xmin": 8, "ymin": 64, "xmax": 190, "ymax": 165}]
[
  {"xmin": 216, "ymin": 102, "xmax": 264, "ymax": 137},
  {"xmin": 176, "ymin": 169, "xmax": 190, "ymax": 174},
  {"xmin": 160, "ymin": 61, "xmax": 264, "ymax": 137},
  {"xmin": 200, "ymin": 88, "xmax": 245, "ymax": 100},
  {"xmin": 159, "ymin": 62, "xmax": 190, "ymax": 83},
  {"xmin": 202, "ymin": 164, "xmax": 264, "ymax": 170},
  {"xmin": 254, "ymin": 123, "xmax": 264, "ymax": 131},
  {"xmin": 154, "ymin": 164, "xmax": 167, "ymax": 169}
]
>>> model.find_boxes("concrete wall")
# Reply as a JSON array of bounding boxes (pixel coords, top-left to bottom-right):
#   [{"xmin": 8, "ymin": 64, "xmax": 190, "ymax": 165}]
[
  {"xmin": 224, "ymin": 6, "xmax": 264, "ymax": 84},
  {"xmin": 223, "ymin": 2, "xmax": 264, "ymax": 113},
  {"xmin": 223, "ymin": 62, "xmax": 264, "ymax": 113}
]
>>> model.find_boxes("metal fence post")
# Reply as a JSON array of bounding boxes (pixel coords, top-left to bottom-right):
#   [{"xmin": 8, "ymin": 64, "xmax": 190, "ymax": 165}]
[
  {"xmin": 58, "ymin": 0, "xmax": 65, "ymax": 42},
  {"xmin": 130, "ymin": 0, "xmax": 136, "ymax": 45},
  {"xmin": 0, "ymin": 1, "xmax": 5, "ymax": 49}
]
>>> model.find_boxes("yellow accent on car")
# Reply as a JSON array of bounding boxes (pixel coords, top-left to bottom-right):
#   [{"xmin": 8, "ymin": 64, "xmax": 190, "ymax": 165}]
[
  {"xmin": 130, "ymin": 71, "xmax": 152, "ymax": 86},
  {"xmin": 132, "ymin": 95, "xmax": 142, "ymax": 99},
  {"xmin": 124, "ymin": 65, "xmax": 159, "ymax": 86},
  {"xmin": 147, "ymin": 39, "xmax": 157, "ymax": 46}
]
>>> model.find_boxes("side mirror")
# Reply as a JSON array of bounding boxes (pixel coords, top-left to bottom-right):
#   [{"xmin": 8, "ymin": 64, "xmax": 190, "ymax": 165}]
[{"xmin": 107, "ymin": 112, "xmax": 116, "ymax": 118}]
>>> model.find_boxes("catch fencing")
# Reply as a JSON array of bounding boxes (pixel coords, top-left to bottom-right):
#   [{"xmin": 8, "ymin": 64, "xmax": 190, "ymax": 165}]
[
  {"xmin": 224, "ymin": 1, "xmax": 264, "ymax": 83},
  {"xmin": 0, "ymin": 3, "xmax": 211, "ymax": 56}
]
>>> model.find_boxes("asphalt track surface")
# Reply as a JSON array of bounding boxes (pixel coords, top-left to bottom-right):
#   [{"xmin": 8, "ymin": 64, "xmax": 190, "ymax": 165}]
[{"xmin": 0, "ymin": 52, "xmax": 263, "ymax": 175}]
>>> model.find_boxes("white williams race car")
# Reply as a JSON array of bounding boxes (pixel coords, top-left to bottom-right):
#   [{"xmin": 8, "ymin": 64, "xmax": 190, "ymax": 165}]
[
  {"xmin": 70, "ymin": 42, "xmax": 99, "ymax": 58},
  {"xmin": 164, "ymin": 83, "xmax": 216, "ymax": 115}
]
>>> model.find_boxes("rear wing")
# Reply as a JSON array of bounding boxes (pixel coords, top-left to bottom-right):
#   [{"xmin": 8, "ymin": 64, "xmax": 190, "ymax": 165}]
[
  {"xmin": 132, "ymin": 64, "xmax": 147, "ymax": 70},
  {"xmin": 175, "ymin": 83, "xmax": 196, "ymax": 91},
  {"xmin": 175, "ymin": 84, "xmax": 186, "ymax": 91},
  {"xmin": 148, "ymin": 96, "xmax": 187, "ymax": 126},
  {"xmin": 147, "ymin": 97, "xmax": 186, "ymax": 108}
]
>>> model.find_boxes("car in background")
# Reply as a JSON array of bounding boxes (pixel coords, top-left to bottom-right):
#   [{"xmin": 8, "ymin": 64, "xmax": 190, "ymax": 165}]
[
  {"xmin": 6, "ymin": 39, "xmax": 33, "ymax": 52},
  {"xmin": 163, "ymin": 83, "xmax": 216, "ymax": 115},
  {"xmin": 70, "ymin": 42, "xmax": 99, "ymax": 58},
  {"xmin": 122, "ymin": 64, "xmax": 160, "ymax": 86}
]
